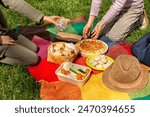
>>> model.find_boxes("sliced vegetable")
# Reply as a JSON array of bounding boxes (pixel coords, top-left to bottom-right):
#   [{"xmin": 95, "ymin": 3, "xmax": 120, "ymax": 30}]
[
  {"xmin": 69, "ymin": 66, "xmax": 86, "ymax": 75},
  {"xmin": 78, "ymin": 69, "xmax": 86, "ymax": 74},
  {"xmin": 69, "ymin": 65, "xmax": 80, "ymax": 74}
]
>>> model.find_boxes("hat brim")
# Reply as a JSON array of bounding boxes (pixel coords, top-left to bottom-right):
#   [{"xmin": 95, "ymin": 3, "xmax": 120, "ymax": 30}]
[{"xmin": 102, "ymin": 64, "xmax": 149, "ymax": 93}]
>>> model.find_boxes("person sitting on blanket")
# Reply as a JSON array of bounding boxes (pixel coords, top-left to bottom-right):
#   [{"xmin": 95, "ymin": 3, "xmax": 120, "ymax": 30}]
[
  {"xmin": 83, "ymin": 0, "xmax": 144, "ymax": 44},
  {"xmin": 0, "ymin": 0, "xmax": 60, "ymax": 66}
]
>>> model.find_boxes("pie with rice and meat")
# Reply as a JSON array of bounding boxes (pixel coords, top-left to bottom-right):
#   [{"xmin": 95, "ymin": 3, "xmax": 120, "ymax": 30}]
[{"xmin": 76, "ymin": 39, "xmax": 108, "ymax": 57}]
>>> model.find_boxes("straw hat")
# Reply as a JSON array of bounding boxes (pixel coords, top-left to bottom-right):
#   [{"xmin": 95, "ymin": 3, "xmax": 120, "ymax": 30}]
[{"xmin": 102, "ymin": 55, "xmax": 149, "ymax": 93}]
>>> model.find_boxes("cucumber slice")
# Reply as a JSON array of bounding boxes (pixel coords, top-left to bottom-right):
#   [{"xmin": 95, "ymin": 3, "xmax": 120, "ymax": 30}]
[
  {"xmin": 78, "ymin": 69, "xmax": 86, "ymax": 74},
  {"xmin": 69, "ymin": 66, "xmax": 85, "ymax": 75},
  {"xmin": 69, "ymin": 66, "xmax": 80, "ymax": 74}
]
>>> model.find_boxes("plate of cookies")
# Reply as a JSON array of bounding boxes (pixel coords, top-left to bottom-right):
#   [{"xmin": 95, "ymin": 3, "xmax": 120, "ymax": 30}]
[{"xmin": 86, "ymin": 54, "xmax": 114, "ymax": 70}]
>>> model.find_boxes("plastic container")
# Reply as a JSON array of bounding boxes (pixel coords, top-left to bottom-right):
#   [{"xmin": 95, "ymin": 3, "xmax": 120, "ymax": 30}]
[{"xmin": 55, "ymin": 62, "xmax": 92, "ymax": 87}]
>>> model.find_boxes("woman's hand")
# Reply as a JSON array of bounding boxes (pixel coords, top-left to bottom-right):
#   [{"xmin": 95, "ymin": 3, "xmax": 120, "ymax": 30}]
[
  {"xmin": 83, "ymin": 16, "xmax": 96, "ymax": 39},
  {"xmin": 0, "ymin": 36, "xmax": 16, "ymax": 45},
  {"xmin": 83, "ymin": 23, "xmax": 93, "ymax": 39},
  {"xmin": 43, "ymin": 16, "xmax": 61, "ymax": 26},
  {"xmin": 91, "ymin": 19, "xmax": 106, "ymax": 40}
]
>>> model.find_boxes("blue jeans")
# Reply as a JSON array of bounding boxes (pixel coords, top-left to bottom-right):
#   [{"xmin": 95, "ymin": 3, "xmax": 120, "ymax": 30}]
[{"xmin": 98, "ymin": 35, "xmax": 119, "ymax": 48}]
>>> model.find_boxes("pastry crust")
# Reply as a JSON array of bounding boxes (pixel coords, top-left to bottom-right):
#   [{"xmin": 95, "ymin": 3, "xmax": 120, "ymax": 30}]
[{"xmin": 76, "ymin": 39, "xmax": 108, "ymax": 57}]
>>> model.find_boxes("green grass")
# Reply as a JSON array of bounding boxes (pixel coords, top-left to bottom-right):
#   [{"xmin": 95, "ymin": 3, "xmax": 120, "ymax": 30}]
[
  {"xmin": 0, "ymin": 0, "xmax": 150, "ymax": 100},
  {"xmin": 0, "ymin": 64, "xmax": 40, "ymax": 100}
]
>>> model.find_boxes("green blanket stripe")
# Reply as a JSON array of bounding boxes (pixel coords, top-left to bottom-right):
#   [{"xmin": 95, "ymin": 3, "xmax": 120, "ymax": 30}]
[
  {"xmin": 129, "ymin": 74, "xmax": 150, "ymax": 100},
  {"xmin": 47, "ymin": 23, "xmax": 85, "ymax": 37},
  {"xmin": 47, "ymin": 21, "xmax": 98, "ymax": 37},
  {"xmin": 133, "ymin": 95, "xmax": 150, "ymax": 100},
  {"xmin": 47, "ymin": 24, "xmax": 77, "ymax": 35},
  {"xmin": 16, "ymin": 24, "xmax": 19, "ymax": 33}
]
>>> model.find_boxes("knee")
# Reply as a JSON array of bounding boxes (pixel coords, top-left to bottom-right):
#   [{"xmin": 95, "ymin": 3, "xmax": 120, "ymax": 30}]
[
  {"xmin": 32, "ymin": 54, "xmax": 40, "ymax": 65},
  {"xmin": 108, "ymin": 32, "xmax": 123, "ymax": 42},
  {"xmin": 26, "ymin": 54, "xmax": 40, "ymax": 66}
]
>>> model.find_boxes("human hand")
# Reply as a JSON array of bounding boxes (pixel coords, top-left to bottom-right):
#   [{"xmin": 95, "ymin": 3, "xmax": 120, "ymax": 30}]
[
  {"xmin": 1, "ymin": 36, "xmax": 16, "ymax": 45},
  {"xmin": 55, "ymin": 17, "xmax": 71, "ymax": 31},
  {"xmin": 43, "ymin": 16, "xmax": 61, "ymax": 26},
  {"xmin": 83, "ymin": 16, "xmax": 95, "ymax": 39},
  {"xmin": 91, "ymin": 19, "xmax": 106, "ymax": 40},
  {"xmin": 83, "ymin": 22, "xmax": 93, "ymax": 39}
]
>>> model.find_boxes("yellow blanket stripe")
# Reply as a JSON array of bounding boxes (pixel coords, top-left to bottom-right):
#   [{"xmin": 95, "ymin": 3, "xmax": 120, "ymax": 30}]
[{"xmin": 81, "ymin": 73, "xmax": 130, "ymax": 100}]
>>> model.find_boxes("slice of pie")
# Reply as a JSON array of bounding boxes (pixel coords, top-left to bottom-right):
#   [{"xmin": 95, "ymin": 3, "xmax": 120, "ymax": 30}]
[{"xmin": 76, "ymin": 39, "xmax": 108, "ymax": 57}]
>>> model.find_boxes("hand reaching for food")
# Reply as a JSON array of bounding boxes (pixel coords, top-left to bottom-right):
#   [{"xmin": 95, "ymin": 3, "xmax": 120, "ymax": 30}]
[
  {"xmin": 42, "ymin": 16, "xmax": 61, "ymax": 26},
  {"xmin": 91, "ymin": 19, "xmax": 106, "ymax": 40}
]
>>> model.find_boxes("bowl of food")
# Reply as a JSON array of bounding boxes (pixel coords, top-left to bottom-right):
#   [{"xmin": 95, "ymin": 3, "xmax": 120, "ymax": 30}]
[
  {"xmin": 76, "ymin": 39, "xmax": 108, "ymax": 57},
  {"xmin": 86, "ymin": 54, "xmax": 114, "ymax": 70},
  {"xmin": 55, "ymin": 62, "xmax": 92, "ymax": 87},
  {"xmin": 47, "ymin": 42, "xmax": 79, "ymax": 64}
]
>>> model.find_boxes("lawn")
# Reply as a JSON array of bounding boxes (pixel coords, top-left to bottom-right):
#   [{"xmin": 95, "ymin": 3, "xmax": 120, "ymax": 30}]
[{"xmin": 0, "ymin": 0, "xmax": 150, "ymax": 100}]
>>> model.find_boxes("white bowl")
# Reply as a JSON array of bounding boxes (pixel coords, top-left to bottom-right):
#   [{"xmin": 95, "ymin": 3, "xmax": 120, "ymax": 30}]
[{"xmin": 55, "ymin": 62, "xmax": 92, "ymax": 87}]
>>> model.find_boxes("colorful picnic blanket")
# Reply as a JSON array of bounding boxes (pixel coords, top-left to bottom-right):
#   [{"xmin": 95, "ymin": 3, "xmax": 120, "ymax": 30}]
[
  {"xmin": 27, "ymin": 36, "xmax": 150, "ymax": 100},
  {"xmin": 81, "ymin": 73, "xmax": 150, "ymax": 100},
  {"xmin": 28, "ymin": 36, "xmax": 133, "ymax": 82},
  {"xmin": 39, "ymin": 72, "xmax": 150, "ymax": 100},
  {"xmin": 16, "ymin": 17, "xmax": 150, "ymax": 100}
]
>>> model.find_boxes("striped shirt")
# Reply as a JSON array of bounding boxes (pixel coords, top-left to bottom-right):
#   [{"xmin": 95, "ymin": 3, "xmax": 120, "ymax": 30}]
[{"xmin": 90, "ymin": 0, "xmax": 144, "ymax": 22}]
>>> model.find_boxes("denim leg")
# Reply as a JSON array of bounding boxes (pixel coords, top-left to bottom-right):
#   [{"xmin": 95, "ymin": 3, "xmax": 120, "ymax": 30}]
[{"xmin": 98, "ymin": 35, "xmax": 119, "ymax": 48}]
